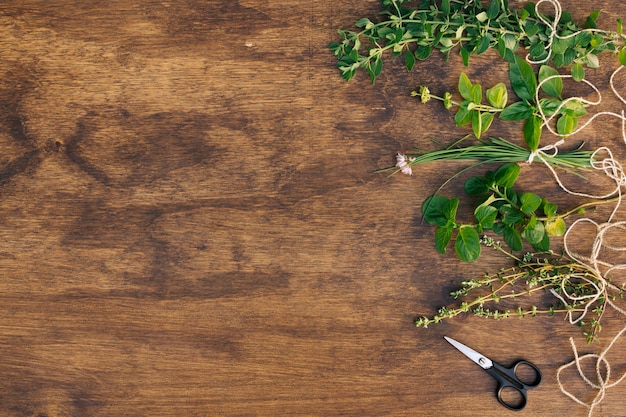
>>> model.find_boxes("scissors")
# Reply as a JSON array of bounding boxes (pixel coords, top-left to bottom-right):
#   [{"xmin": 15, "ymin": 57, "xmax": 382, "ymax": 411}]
[{"xmin": 444, "ymin": 336, "xmax": 542, "ymax": 411}]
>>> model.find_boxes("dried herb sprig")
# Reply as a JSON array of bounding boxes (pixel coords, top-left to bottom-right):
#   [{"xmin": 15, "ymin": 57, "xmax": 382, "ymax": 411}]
[
  {"xmin": 415, "ymin": 237, "xmax": 625, "ymax": 343},
  {"xmin": 330, "ymin": 0, "xmax": 626, "ymax": 83}
]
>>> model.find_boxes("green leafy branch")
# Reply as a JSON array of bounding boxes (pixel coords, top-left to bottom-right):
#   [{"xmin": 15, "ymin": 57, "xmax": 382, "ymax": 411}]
[
  {"xmin": 330, "ymin": 0, "xmax": 626, "ymax": 83},
  {"xmin": 415, "ymin": 56, "xmax": 588, "ymax": 149},
  {"xmin": 421, "ymin": 163, "xmax": 616, "ymax": 262}
]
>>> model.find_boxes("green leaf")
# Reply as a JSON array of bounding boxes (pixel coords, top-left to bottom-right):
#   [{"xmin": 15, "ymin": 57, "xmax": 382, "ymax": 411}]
[
  {"xmin": 538, "ymin": 98, "xmax": 561, "ymax": 117},
  {"xmin": 494, "ymin": 163, "xmax": 520, "ymax": 188},
  {"xmin": 422, "ymin": 195, "xmax": 459, "ymax": 227},
  {"xmin": 586, "ymin": 53, "xmax": 600, "ymax": 69},
  {"xmin": 510, "ymin": 55, "xmax": 537, "ymax": 101},
  {"xmin": 520, "ymin": 192, "xmax": 542, "ymax": 214},
  {"xmin": 545, "ymin": 218, "xmax": 566, "ymax": 236},
  {"xmin": 455, "ymin": 226, "xmax": 481, "ymax": 262},
  {"xmin": 368, "ymin": 56, "xmax": 383, "ymax": 84},
  {"xmin": 481, "ymin": 112, "xmax": 494, "ymax": 133},
  {"xmin": 486, "ymin": 83, "xmax": 508, "ymax": 109},
  {"xmin": 524, "ymin": 115, "xmax": 542, "ymax": 152},
  {"xmin": 465, "ymin": 176, "xmax": 489, "ymax": 196},
  {"xmin": 531, "ymin": 231, "xmax": 550, "ymax": 252},
  {"xmin": 542, "ymin": 201, "xmax": 558, "ymax": 217},
  {"xmin": 529, "ymin": 42, "xmax": 547, "ymax": 61},
  {"xmin": 500, "ymin": 205, "xmax": 524, "ymax": 226},
  {"xmin": 405, "ymin": 50, "xmax": 416, "ymax": 71},
  {"xmin": 454, "ymin": 102, "xmax": 472, "ymax": 126},
  {"xmin": 475, "ymin": 11, "xmax": 488, "ymax": 23},
  {"xmin": 470, "ymin": 83, "xmax": 482, "ymax": 104},
  {"xmin": 504, "ymin": 226, "xmax": 523, "ymax": 251},
  {"xmin": 460, "ymin": 44, "xmax": 471, "ymax": 66},
  {"xmin": 584, "ymin": 10, "xmax": 599, "ymax": 29},
  {"xmin": 500, "ymin": 102, "xmax": 533, "ymax": 120},
  {"xmin": 475, "ymin": 205, "xmax": 498, "ymax": 229},
  {"xmin": 563, "ymin": 100, "xmax": 587, "ymax": 117},
  {"xmin": 441, "ymin": 0, "xmax": 450, "ymax": 15},
  {"xmin": 487, "ymin": 0, "xmax": 500, "ymax": 19},
  {"xmin": 471, "ymin": 110, "xmax": 482, "ymax": 138},
  {"xmin": 618, "ymin": 18, "xmax": 623, "ymax": 36},
  {"xmin": 522, "ymin": 219, "xmax": 545, "ymax": 244},
  {"xmin": 435, "ymin": 226, "xmax": 453, "ymax": 253},
  {"xmin": 458, "ymin": 73, "xmax": 473, "ymax": 101},
  {"xmin": 539, "ymin": 65, "xmax": 562, "ymax": 98},
  {"xmin": 476, "ymin": 36, "xmax": 491, "ymax": 55},
  {"xmin": 556, "ymin": 114, "xmax": 577, "ymax": 136},
  {"xmin": 355, "ymin": 18, "xmax": 373, "ymax": 29},
  {"xmin": 415, "ymin": 45, "xmax": 432, "ymax": 60},
  {"xmin": 619, "ymin": 48, "xmax": 626, "ymax": 66}
]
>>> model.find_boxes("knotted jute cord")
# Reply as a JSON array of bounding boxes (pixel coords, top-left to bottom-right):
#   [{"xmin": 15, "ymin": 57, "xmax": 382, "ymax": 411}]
[{"xmin": 523, "ymin": 5, "xmax": 626, "ymax": 410}]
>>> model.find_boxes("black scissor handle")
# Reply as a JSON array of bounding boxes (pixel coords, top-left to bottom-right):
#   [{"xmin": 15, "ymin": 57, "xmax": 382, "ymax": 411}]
[{"xmin": 487, "ymin": 361, "xmax": 542, "ymax": 411}]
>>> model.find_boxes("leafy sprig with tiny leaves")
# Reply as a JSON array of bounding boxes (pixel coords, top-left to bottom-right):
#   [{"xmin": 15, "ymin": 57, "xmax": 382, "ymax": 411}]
[
  {"xmin": 330, "ymin": 0, "xmax": 626, "ymax": 83},
  {"xmin": 422, "ymin": 162, "xmax": 616, "ymax": 262},
  {"xmin": 415, "ymin": 238, "xmax": 625, "ymax": 343},
  {"xmin": 414, "ymin": 56, "xmax": 587, "ymax": 150}
]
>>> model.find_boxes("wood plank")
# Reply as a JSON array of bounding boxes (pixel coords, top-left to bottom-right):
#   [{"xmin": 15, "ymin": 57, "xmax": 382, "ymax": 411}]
[{"xmin": 0, "ymin": 1, "xmax": 625, "ymax": 416}]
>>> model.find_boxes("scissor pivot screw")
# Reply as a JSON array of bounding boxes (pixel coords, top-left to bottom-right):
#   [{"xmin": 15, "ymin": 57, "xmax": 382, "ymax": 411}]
[{"xmin": 479, "ymin": 358, "xmax": 487, "ymax": 365}]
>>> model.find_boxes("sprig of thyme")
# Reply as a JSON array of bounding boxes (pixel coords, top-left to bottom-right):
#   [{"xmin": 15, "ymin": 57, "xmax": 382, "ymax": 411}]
[
  {"xmin": 415, "ymin": 239, "xmax": 625, "ymax": 343},
  {"xmin": 330, "ymin": 0, "xmax": 626, "ymax": 83}
]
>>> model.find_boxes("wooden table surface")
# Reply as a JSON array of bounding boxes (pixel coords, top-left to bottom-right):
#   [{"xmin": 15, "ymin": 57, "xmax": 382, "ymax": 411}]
[{"xmin": 1, "ymin": 1, "xmax": 625, "ymax": 416}]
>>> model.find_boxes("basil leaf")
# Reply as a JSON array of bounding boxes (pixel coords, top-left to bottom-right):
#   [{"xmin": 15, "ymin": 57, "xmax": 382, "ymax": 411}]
[
  {"xmin": 524, "ymin": 115, "xmax": 542, "ymax": 152},
  {"xmin": 500, "ymin": 101, "xmax": 533, "ymax": 120},
  {"xmin": 572, "ymin": 62, "xmax": 584, "ymax": 81},
  {"xmin": 556, "ymin": 114, "xmax": 577, "ymax": 136},
  {"xmin": 510, "ymin": 55, "xmax": 537, "ymax": 101},
  {"xmin": 539, "ymin": 65, "xmax": 562, "ymax": 98}
]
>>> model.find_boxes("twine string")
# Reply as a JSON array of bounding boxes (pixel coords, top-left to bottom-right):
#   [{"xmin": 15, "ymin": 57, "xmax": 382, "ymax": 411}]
[{"xmin": 521, "ymin": 7, "xmax": 626, "ymax": 411}]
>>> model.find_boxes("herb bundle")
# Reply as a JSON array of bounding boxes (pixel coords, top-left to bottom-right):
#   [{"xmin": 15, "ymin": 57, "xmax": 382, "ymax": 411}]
[
  {"xmin": 415, "ymin": 238, "xmax": 625, "ymax": 343},
  {"xmin": 330, "ymin": 0, "xmax": 626, "ymax": 83}
]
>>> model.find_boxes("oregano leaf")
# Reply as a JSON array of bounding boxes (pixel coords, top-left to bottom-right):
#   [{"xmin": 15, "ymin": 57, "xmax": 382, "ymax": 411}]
[
  {"xmin": 475, "ymin": 205, "xmax": 498, "ymax": 229},
  {"xmin": 520, "ymin": 192, "xmax": 542, "ymax": 214},
  {"xmin": 494, "ymin": 163, "xmax": 520, "ymax": 188},
  {"xmin": 455, "ymin": 226, "xmax": 481, "ymax": 262},
  {"xmin": 435, "ymin": 226, "xmax": 453, "ymax": 254},
  {"xmin": 504, "ymin": 226, "xmax": 523, "ymax": 251}
]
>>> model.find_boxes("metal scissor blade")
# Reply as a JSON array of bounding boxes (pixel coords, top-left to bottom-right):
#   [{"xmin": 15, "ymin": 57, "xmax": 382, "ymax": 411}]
[{"xmin": 444, "ymin": 336, "xmax": 493, "ymax": 370}]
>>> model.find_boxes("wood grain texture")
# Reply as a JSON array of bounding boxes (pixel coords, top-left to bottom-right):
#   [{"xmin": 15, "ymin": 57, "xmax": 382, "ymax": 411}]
[{"xmin": 0, "ymin": 1, "xmax": 625, "ymax": 416}]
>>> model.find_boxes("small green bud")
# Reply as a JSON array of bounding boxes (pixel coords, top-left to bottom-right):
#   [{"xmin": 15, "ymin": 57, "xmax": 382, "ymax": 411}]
[
  {"xmin": 419, "ymin": 85, "xmax": 431, "ymax": 103},
  {"xmin": 443, "ymin": 91, "xmax": 453, "ymax": 109}
]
